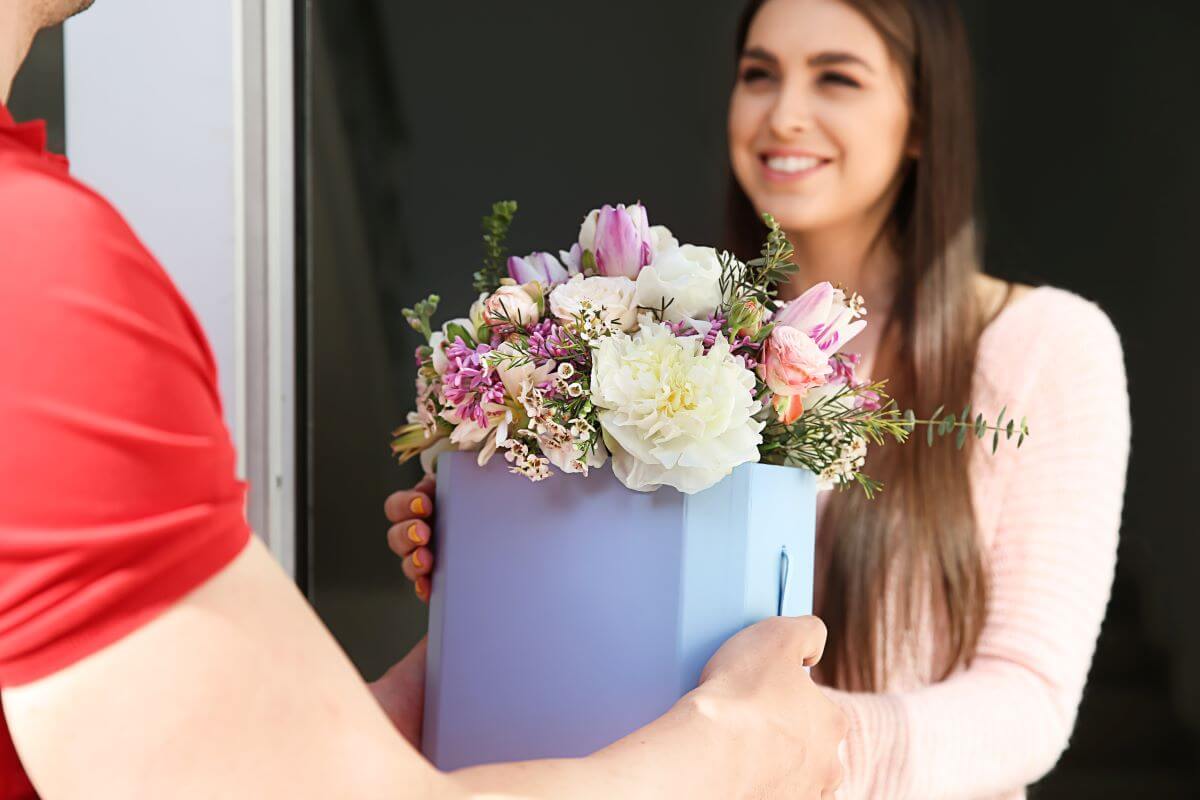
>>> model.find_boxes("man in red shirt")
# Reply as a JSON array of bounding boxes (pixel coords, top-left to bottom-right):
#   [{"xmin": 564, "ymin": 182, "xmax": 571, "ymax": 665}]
[{"xmin": 0, "ymin": 3, "xmax": 846, "ymax": 798}]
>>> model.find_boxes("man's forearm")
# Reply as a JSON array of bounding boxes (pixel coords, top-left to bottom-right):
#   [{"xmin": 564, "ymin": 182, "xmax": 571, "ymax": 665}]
[{"xmin": 449, "ymin": 691, "xmax": 752, "ymax": 800}]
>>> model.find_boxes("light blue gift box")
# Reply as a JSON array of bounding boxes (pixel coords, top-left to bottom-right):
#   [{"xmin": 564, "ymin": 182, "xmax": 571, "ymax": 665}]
[{"xmin": 422, "ymin": 451, "xmax": 816, "ymax": 770}]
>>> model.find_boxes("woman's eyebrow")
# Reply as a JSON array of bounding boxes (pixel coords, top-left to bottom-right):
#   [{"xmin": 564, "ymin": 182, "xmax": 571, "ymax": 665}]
[
  {"xmin": 808, "ymin": 51, "xmax": 876, "ymax": 74},
  {"xmin": 740, "ymin": 46, "xmax": 780, "ymax": 64}
]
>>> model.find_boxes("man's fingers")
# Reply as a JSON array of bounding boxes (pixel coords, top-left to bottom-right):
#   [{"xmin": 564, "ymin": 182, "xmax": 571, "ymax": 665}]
[
  {"xmin": 794, "ymin": 616, "xmax": 828, "ymax": 667},
  {"xmin": 384, "ymin": 489, "xmax": 434, "ymax": 523},
  {"xmin": 387, "ymin": 519, "xmax": 431, "ymax": 557}
]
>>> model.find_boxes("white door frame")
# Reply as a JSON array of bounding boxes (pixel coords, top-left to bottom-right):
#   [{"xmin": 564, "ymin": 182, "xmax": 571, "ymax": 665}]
[{"xmin": 65, "ymin": 1, "xmax": 299, "ymax": 578}]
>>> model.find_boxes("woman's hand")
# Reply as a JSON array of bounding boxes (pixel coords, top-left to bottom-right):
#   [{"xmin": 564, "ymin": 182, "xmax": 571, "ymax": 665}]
[
  {"xmin": 384, "ymin": 476, "xmax": 435, "ymax": 602},
  {"xmin": 368, "ymin": 637, "xmax": 428, "ymax": 748}
]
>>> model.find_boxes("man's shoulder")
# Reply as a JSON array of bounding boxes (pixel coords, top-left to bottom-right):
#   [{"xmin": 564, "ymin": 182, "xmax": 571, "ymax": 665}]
[
  {"xmin": 0, "ymin": 155, "xmax": 172, "ymax": 307},
  {"xmin": 0, "ymin": 152, "xmax": 122, "ymax": 235}
]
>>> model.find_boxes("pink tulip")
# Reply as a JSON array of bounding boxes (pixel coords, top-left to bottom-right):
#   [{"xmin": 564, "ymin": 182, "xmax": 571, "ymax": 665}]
[
  {"xmin": 592, "ymin": 203, "xmax": 653, "ymax": 278},
  {"xmin": 759, "ymin": 325, "xmax": 832, "ymax": 398}
]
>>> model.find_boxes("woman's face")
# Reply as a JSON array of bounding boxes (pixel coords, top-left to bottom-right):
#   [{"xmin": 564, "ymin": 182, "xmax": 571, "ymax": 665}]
[{"xmin": 729, "ymin": 0, "xmax": 914, "ymax": 235}]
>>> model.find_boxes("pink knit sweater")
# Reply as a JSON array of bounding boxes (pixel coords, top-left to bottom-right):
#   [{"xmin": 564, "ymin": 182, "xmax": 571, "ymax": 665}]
[{"xmin": 824, "ymin": 286, "xmax": 1132, "ymax": 799}]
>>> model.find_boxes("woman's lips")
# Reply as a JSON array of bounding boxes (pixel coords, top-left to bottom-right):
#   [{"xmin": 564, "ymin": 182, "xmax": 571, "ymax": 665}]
[{"xmin": 760, "ymin": 153, "xmax": 831, "ymax": 183}]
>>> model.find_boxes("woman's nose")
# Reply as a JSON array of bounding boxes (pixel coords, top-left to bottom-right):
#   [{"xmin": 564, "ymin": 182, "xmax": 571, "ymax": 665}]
[{"xmin": 767, "ymin": 82, "xmax": 814, "ymax": 139}]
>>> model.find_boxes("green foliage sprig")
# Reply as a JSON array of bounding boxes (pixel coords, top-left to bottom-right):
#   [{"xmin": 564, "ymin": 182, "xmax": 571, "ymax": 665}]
[{"xmin": 472, "ymin": 200, "xmax": 519, "ymax": 294}]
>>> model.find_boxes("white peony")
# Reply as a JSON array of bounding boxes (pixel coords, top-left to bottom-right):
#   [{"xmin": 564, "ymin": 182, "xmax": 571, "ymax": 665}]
[
  {"xmin": 591, "ymin": 321, "xmax": 763, "ymax": 494},
  {"xmin": 548, "ymin": 274, "xmax": 639, "ymax": 332},
  {"xmin": 649, "ymin": 225, "xmax": 678, "ymax": 255},
  {"xmin": 634, "ymin": 244, "xmax": 725, "ymax": 326}
]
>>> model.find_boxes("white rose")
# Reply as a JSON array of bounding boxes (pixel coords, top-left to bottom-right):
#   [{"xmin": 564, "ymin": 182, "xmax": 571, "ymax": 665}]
[
  {"xmin": 591, "ymin": 321, "xmax": 763, "ymax": 494},
  {"xmin": 468, "ymin": 292, "xmax": 489, "ymax": 331},
  {"xmin": 482, "ymin": 284, "xmax": 540, "ymax": 326},
  {"xmin": 548, "ymin": 274, "xmax": 638, "ymax": 332},
  {"xmin": 634, "ymin": 244, "xmax": 724, "ymax": 325}
]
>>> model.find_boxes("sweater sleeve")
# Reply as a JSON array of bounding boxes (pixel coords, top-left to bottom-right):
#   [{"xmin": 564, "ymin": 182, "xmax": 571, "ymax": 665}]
[{"xmin": 828, "ymin": 293, "xmax": 1132, "ymax": 799}]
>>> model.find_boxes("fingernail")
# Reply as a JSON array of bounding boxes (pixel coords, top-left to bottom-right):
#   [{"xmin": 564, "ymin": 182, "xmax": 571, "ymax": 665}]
[
  {"xmin": 415, "ymin": 581, "xmax": 427, "ymax": 599},
  {"xmin": 407, "ymin": 523, "xmax": 423, "ymax": 544},
  {"xmin": 412, "ymin": 551, "xmax": 424, "ymax": 569},
  {"xmin": 410, "ymin": 496, "xmax": 426, "ymax": 516}
]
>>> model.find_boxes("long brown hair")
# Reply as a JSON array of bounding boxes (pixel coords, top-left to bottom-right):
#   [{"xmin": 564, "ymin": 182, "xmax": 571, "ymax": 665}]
[{"xmin": 728, "ymin": 0, "xmax": 988, "ymax": 691}]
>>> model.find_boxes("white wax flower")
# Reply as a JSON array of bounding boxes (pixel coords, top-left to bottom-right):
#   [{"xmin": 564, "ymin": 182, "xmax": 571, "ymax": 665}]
[{"xmin": 591, "ymin": 321, "xmax": 762, "ymax": 494}]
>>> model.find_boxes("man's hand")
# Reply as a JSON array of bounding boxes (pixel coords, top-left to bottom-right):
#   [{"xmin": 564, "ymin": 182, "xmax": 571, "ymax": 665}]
[{"xmin": 369, "ymin": 637, "xmax": 428, "ymax": 748}]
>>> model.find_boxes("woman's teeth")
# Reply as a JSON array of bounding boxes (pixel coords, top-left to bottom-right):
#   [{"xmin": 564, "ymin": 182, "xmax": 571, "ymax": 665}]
[{"xmin": 765, "ymin": 155, "xmax": 823, "ymax": 173}]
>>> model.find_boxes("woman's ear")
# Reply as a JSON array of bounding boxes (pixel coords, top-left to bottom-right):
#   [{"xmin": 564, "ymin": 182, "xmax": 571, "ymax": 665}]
[{"xmin": 905, "ymin": 124, "xmax": 922, "ymax": 159}]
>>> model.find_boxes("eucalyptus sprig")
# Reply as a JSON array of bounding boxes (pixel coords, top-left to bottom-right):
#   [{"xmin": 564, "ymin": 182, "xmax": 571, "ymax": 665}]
[
  {"xmin": 760, "ymin": 381, "xmax": 1031, "ymax": 497},
  {"xmin": 472, "ymin": 200, "xmax": 519, "ymax": 294},
  {"xmin": 401, "ymin": 294, "xmax": 440, "ymax": 342}
]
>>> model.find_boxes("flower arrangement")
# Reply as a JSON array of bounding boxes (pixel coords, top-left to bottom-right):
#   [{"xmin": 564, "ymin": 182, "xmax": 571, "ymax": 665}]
[{"xmin": 393, "ymin": 201, "xmax": 1027, "ymax": 496}]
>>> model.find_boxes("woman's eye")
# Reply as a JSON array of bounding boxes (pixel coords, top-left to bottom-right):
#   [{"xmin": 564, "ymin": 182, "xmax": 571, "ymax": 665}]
[
  {"xmin": 739, "ymin": 66, "xmax": 774, "ymax": 84},
  {"xmin": 820, "ymin": 71, "xmax": 861, "ymax": 89}
]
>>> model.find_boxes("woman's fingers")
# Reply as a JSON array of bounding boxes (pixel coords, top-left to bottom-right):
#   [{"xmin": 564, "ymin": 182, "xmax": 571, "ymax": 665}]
[
  {"xmin": 387, "ymin": 519, "xmax": 431, "ymax": 558},
  {"xmin": 384, "ymin": 487, "xmax": 434, "ymax": 524},
  {"xmin": 414, "ymin": 576, "xmax": 431, "ymax": 604},
  {"xmin": 402, "ymin": 547, "xmax": 434, "ymax": 582}
]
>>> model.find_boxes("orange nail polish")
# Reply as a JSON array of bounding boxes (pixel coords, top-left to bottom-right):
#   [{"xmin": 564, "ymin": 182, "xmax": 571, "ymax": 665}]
[
  {"xmin": 407, "ymin": 523, "xmax": 423, "ymax": 544},
  {"xmin": 410, "ymin": 496, "xmax": 426, "ymax": 516},
  {"xmin": 412, "ymin": 551, "xmax": 424, "ymax": 569}
]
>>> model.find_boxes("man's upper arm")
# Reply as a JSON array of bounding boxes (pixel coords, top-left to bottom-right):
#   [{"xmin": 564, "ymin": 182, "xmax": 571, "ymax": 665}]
[
  {"xmin": 0, "ymin": 178, "xmax": 447, "ymax": 798},
  {"xmin": 3, "ymin": 538, "xmax": 449, "ymax": 799},
  {"xmin": 0, "ymin": 175, "xmax": 248, "ymax": 685}
]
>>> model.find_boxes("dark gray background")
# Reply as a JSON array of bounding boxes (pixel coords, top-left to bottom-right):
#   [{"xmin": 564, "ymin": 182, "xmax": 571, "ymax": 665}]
[{"xmin": 10, "ymin": 1, "xmax": 1198, "ymax": 796}]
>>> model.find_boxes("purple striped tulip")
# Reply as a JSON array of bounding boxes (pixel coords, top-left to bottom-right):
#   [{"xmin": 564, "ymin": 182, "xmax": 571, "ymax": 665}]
[
  {"xmin": 590, "ymin": 203, "xmax": 654, "ymax": 278},
  {"xmin": 507, "ymin": 251, "xmax": 573, "ymax": 288},
  {"xmin": 774, "ymin": 281, "xmax": 866, "ymax": 356}
]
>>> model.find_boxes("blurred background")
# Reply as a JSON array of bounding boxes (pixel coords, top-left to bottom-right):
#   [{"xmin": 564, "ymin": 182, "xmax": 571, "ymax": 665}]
[{"xmin": 11, "ymin": 1, "xmax": 1199, "ymax": 796}]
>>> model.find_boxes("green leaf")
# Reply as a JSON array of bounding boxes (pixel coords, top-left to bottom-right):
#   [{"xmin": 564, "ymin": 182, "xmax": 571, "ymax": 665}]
[
  {"xmin": 927, "ymin": 421, "xmax": 935, "ymax": 447},
  {"xmin": 992, "ymin": 430, "xmax": 1000, "ymax": 454},
  {"xmin": 975, "ymin": 413, "xmax": 986, "ymax": 437},
  {"xmin": 961, "ymin": 402, "xmax": 972, "ymax": 423},
  {"xmin": 1018, "ymin": 432, "xmax": 1026, "ymax": 448},
  {"xmin": 444, "ymin": 322, "xmax": 475, "ymax": 347},
  {"xmin": 932, "ymin": 404, "xmax": 945, "ymax": 420},
  {"xmin": 997, "ymin": 405, "xmax": 1007, "ymax": 427},
  {"xmin": 956, "ymin": 424, "xmax": 968, "ymax": 450},
  {"xmin": 904, "ymin": 409, "xmax": 916, "ymax": 433},
  {"xmin": 1006, "ymin": 420, "xmax": 1015, "ymax": 439}
]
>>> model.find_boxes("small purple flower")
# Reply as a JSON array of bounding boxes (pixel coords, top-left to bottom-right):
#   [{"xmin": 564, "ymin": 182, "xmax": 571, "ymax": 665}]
[{"xmin": 442, "ymin": 338, "xmax": 506, "ymax": 428}]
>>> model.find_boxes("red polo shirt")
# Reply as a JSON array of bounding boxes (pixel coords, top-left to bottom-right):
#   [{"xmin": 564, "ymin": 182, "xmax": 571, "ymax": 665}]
[{"xmin": 0, "ymin": 105, "xmax": 251, "ymax": 798}]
